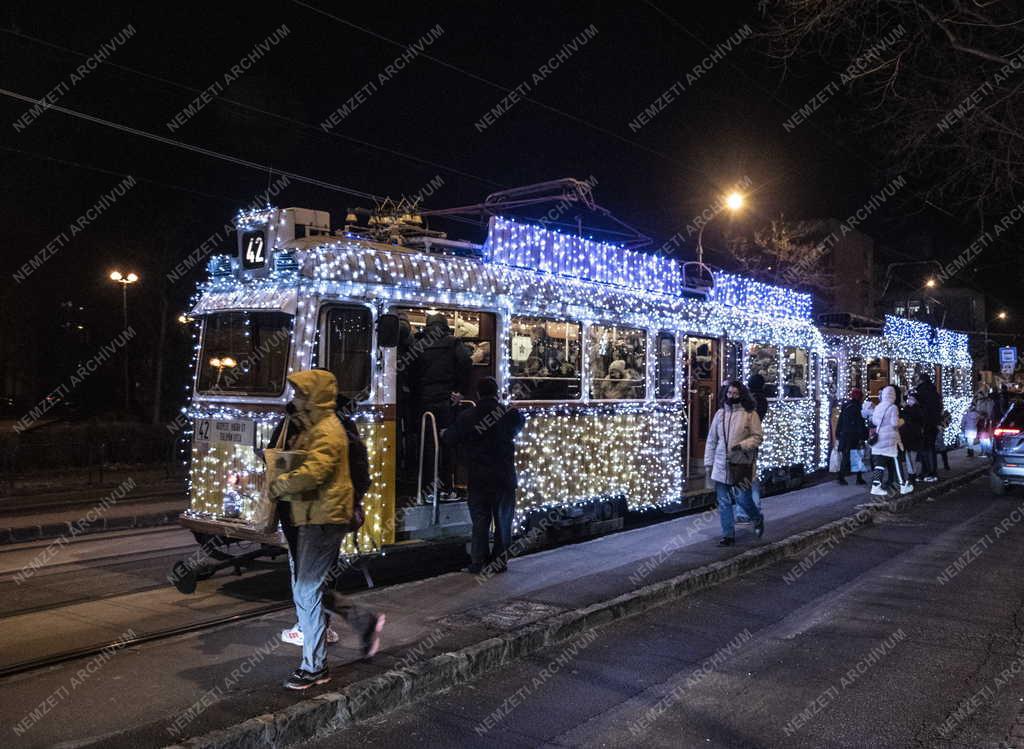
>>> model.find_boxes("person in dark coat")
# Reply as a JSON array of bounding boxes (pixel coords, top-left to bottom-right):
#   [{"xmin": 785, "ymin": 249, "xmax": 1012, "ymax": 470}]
[
  {"xmin": 747, "ymin": 374, "xmax": 769, "ymax": 421},
  {"xmin": 914, "ymin": 373, "xmax": 942, "ymax": 482},
  {"xmin": 900, "ymin": 392, "xmax": 925, "ymax": 483},
  {"xmin": 736, "ymin": 374, "xmax": 770, "ymax": 521},
  {"xmin": 442, "ymin": 377, "xmax": 525, "ymax": 574},
  {"xmin": 410, "ymin": 313, "xmax": 473, "ymax": 495},
  {"xmin": 836, "ymin": 388, "xmax": 869, "ymax": 485}
]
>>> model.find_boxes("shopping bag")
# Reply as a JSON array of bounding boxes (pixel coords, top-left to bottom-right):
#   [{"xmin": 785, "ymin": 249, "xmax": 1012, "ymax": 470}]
[
  {"xmin": 828, "ymin": 446, "xmax": 841, "ymax": 473},
  {"xmin": 253, "ymin": 417, "xmax": 306, "ymax": 533},
  {"xmin": 849, "ymin": 447, "xmax": 866, "ymax": 474}
]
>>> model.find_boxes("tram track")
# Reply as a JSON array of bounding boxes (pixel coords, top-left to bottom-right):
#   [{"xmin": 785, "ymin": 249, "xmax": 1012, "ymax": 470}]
[{"xmin": 0, "ymin": 600, "xmax": 293, "ymax": 679}]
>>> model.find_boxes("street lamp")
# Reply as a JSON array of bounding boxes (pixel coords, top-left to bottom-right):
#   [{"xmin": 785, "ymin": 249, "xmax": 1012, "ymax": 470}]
[
  {"xmin": 109, "ymin": 270, "xmax": 139, "ymax": 413},
  {"xmin": 998, "ymin": 311, "xmax": 1008, "ymax": 320},
  {"xmin": 209, "ymin": 356, "xmax": 237, "ymax": 386},
  {"xmin": 924, "ymin": 278, "xmax": 937, "ymax": 288},
  {"xmin": 683, "ymin": 189, "xmax": 747, "ymax": 293},
  {"xmin": 697, "ymin": 190, "xmax": 745, "ymax": 266}
]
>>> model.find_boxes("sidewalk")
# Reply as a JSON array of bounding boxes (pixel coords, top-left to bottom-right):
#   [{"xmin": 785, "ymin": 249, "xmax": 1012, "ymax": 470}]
[{"xmin": 1, "ymin": 452, "xmax": 989, "ymax": 748}]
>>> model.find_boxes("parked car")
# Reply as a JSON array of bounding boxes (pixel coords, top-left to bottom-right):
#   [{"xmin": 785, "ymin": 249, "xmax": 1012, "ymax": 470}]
[{"xmin": 991, "ymin": 400, "xmax": 1024, "ymax": 495}]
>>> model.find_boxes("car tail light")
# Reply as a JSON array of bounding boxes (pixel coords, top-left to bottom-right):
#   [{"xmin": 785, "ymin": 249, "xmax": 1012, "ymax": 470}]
[{"xmin": 994, "ymin": 428, "xmax": 1022, "ymax": 437}]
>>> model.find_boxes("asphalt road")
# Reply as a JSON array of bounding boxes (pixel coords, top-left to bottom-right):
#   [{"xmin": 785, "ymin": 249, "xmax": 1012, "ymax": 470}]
[{"xmin": 311, "ymin": 478, "xmax": 1024, "ymax": 748}]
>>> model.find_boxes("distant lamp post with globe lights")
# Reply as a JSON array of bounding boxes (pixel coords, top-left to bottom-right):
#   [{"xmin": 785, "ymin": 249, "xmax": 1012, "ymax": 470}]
[
  {"xmin": 109, "ymin": 270, "xmax": 139, "ymax": 413},
  {"xmin": 209, "ymin": 356, "xmax": 237, "ymax": 387}
]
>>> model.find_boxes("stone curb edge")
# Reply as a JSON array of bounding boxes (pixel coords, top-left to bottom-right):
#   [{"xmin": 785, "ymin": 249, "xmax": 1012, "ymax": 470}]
[{"xmin": 167, "ymin": 466, "xmax": 990, "ymax": 749}]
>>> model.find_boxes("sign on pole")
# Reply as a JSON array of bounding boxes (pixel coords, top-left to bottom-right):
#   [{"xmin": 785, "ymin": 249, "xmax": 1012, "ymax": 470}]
[{"xmin": 999, "ymin": 346, "xmax": 1017, "ymax": 375}]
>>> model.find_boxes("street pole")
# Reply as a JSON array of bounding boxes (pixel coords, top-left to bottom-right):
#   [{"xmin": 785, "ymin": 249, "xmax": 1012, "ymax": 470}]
[{"xmin": 122, "ymin": 282, "xmax": 130, "ymax": 414}]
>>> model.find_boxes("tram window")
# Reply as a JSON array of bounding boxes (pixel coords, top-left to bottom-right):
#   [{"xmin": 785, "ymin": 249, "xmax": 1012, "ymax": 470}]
[
  {"xmin": 867, "ymin": 357, "xmax": 889, "ymax": 400},
  {"xmin": 589, "ymin": 323, "xmax": 646, "ymax": 400},
  {"xmin": 747, "ymin": 344, "xmax": 779, "ymax": 398},
  {"xmin": 782, "ymin": 347, "xmax": 809, "ymax": 398},
  {"xmin": 322, "ymin": 306, "xmax": 372, "ymax": 400},
  {"xmin": 508, "ymin": 316, "xmax": 581, "ymax": 400},
  {"xmin": 655, "ymin": 332, "xmax": 675, "ymax": 399},
  {"xmin": 197, "ymin": 311, "xmax": 292, "ymax": 395}
]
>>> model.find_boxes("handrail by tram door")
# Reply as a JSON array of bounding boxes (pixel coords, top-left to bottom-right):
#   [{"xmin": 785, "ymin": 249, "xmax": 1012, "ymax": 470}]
[
  {"xmin": 417, "ymin": 412, "xmax": 440, "ymax": 524},
  {"xmin": 416, "ymin": 400, "xmax": 477, "ymax": 526}
]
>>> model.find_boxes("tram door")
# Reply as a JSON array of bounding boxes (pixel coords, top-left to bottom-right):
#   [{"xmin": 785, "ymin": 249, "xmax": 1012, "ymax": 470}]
[{"xmin": 686, "ymin": 336, "xmax": 720, "ymax": 479}]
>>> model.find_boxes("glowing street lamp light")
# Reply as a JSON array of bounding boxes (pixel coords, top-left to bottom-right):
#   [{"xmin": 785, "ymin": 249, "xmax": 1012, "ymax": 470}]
[
  {"xmin": 109, "ymin": 269, "xmax": 139, "ymax": 412},
  {"xmin": 924, "ymin": 278, "xmax": 937, "ymax": 288},
  {"xmin": 210, "ymin": 356, "xmax": 237, "ymax": 386},
  {"xmin": 724, "ymin": 191, "xmax": 745, "ymax": 212},
  {"xmin": 997, "ymin": 311, "xmax": 1008, "ymax": 321}
]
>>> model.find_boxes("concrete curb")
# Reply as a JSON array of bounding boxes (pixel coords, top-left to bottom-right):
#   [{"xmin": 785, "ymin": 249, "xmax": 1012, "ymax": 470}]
[{"xmin": 168, "ymin": 466, "xmax": 989, "ymax": 749}]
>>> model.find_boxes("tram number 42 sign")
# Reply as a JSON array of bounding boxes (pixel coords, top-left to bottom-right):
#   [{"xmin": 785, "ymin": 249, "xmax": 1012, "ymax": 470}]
[
  {"xmin": 242, "ymin": 230, "xmax": 267, "ymax": 270},
  {"xmin": 194, "ymin": 418, "xmax": 255, "ymax": 446}
]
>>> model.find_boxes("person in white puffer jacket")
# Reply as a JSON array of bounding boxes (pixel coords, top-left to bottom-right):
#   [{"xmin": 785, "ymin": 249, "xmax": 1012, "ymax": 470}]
[{"xmin": 870, "ymin": 385, "xmax": 909, "ymax": 496}]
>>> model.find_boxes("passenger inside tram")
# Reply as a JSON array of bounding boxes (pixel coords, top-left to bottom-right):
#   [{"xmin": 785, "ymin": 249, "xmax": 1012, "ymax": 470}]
[
  {"xmin": 589, "ymin": 324, "xmax": 646, "ymax": 399},
  {"xmin": 509, "ymin": 317, "xmax": 581, "ymax": 400},
  {"xmin": 393, "ymin": 307, "xmax": 495, "ymax": 502}
]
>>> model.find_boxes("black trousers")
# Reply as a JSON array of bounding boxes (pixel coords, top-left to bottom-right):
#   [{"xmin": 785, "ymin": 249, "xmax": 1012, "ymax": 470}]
[
  {"xmin": 920, "ymin": 426, "xmax": 939, "ymax": 476},
  {"xmin": 467, "ymin": 484, "xmax": 516, "ymax": 569}
]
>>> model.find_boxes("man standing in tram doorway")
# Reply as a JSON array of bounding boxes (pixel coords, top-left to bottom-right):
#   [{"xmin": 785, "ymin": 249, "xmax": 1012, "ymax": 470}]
[
  {"xmin": 411, "ymin": 313, "xmax": 473, "ymax": 497},
  {"xmin": 443, "ymin": 377, "xmax": 525, "ymax": 574},
  {"xmin": 269, "ymin": 369, "xmax": 385, "ymax": 690}
]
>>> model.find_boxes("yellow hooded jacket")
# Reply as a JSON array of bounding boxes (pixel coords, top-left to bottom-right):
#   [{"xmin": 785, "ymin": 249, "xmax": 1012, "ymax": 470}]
[{"xmin": 271, "ymin": 369, "xmax": 354, "ymax": 526}]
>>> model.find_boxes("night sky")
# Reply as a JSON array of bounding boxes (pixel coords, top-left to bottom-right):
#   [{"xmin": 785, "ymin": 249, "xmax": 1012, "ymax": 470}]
[{"xmin": 1, "ymin": 1, "xmax": 1018, "ymax": 413}]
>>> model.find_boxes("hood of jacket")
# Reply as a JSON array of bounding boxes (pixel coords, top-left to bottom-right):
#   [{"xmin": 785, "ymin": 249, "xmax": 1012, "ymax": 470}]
[
  {"xmin": 879, "ymin": 385, "xmax": 896, "ymax": 406},
  {"xmin": 288, "ymin": 370, "xmax": 338, "ymax": 424}
]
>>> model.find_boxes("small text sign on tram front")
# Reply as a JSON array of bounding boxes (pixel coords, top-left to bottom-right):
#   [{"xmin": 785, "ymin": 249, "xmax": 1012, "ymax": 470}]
[{"xmin": 194, "ymin": 418, "xmax": 255, "ymax": 446}]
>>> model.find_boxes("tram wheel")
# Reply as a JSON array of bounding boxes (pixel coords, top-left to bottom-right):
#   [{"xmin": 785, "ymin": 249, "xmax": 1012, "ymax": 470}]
[{"xmin": 169, "ymin": 559, "xmax": 199, "ymax": 595}]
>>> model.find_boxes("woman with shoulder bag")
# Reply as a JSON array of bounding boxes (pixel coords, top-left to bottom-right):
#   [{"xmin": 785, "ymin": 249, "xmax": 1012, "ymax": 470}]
[
  {"xmin": 704, "ymin": 380, "xmax": 765, "ymax": 546},
  {"xmin": 869, "ymin": 385, "xmax": 911, "ymax": 497}
]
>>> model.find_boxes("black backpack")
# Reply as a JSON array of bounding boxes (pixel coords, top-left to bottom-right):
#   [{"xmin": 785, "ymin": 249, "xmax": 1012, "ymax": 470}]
[{"xmin": 340, "ymin": 416, "xmax": 372, "ymax": 531}]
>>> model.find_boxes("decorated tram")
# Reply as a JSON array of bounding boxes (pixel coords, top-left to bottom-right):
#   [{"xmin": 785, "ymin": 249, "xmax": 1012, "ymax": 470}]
[
  {"xmin": 175, "ymin": 204, "xmax": 971, "ymax": 568},
  {"xmin": 820, "ymin": 313, "xmax": 973, "ymax": 448}
]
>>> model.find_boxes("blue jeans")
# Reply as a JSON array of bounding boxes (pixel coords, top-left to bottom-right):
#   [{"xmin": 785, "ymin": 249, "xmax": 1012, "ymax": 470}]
[
  {"xmin": 716, "ymin": 481, "xmax": 762, "ymax": 539},
  {"xmin": 467, "ymin": 485, "xmax": 515, "ymax": 568},
  {"xmin": 292, "ymin": 523, "xmax": 375, "ymax": 672},
  {"xmin": 734, "ymin": 479, "xmax": 763, "ymax": 522}
]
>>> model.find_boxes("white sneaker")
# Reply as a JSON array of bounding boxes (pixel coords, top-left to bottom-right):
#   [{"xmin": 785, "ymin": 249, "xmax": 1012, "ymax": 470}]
[
  {"xmin": 280, "ymin": 622, "xmax": 340, "ymax": 646},
  {"xmin": 899, "ymin": 483, "xmax": 914, "ymax": 495},
  {"xmin": 870, "ymin": 483, "xmax": 887, "ymax": 497}
]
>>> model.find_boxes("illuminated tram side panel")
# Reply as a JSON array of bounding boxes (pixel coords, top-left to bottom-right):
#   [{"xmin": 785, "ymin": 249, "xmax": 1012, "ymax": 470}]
[{"xmin": 179, "ymin": 210, "xmax": 831, "ymax": 553}]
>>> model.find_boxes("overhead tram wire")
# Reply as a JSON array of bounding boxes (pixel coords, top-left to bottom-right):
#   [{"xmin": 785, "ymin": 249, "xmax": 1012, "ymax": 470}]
[
  {"xmin": 0, "ymin": 87, "xmax": 384, "ymax": 203},
  {"xmin": 289, "ymin": 0, "xmax": 724, "ymax": 187},
  {"xmin": 0, "ymin": 90, "xmax": 642, "ymax": 245},
  {"xmin": 0, "ymin": 27, "xmax": 505, "ymax": 191},
  {"xmin": 0, "ymin": 144, "xmax": 249, "ymax": 204}
]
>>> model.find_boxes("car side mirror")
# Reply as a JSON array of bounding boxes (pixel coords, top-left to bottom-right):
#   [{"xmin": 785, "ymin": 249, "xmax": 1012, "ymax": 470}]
[{"xmin": 377, "ymin": 314, "xmax": 400, "ymax": 347}]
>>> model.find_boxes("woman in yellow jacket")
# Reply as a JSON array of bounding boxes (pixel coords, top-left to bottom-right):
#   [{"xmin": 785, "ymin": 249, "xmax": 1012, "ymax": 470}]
[{"xmin": 269, "ymin": 369, "xmax": 385, "ymax": 690}]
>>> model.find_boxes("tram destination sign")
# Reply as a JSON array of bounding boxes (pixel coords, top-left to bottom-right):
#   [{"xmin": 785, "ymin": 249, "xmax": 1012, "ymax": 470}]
[{"xmin": 194, "ymin": 418, "xmax": 255, "ymax": 446}]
